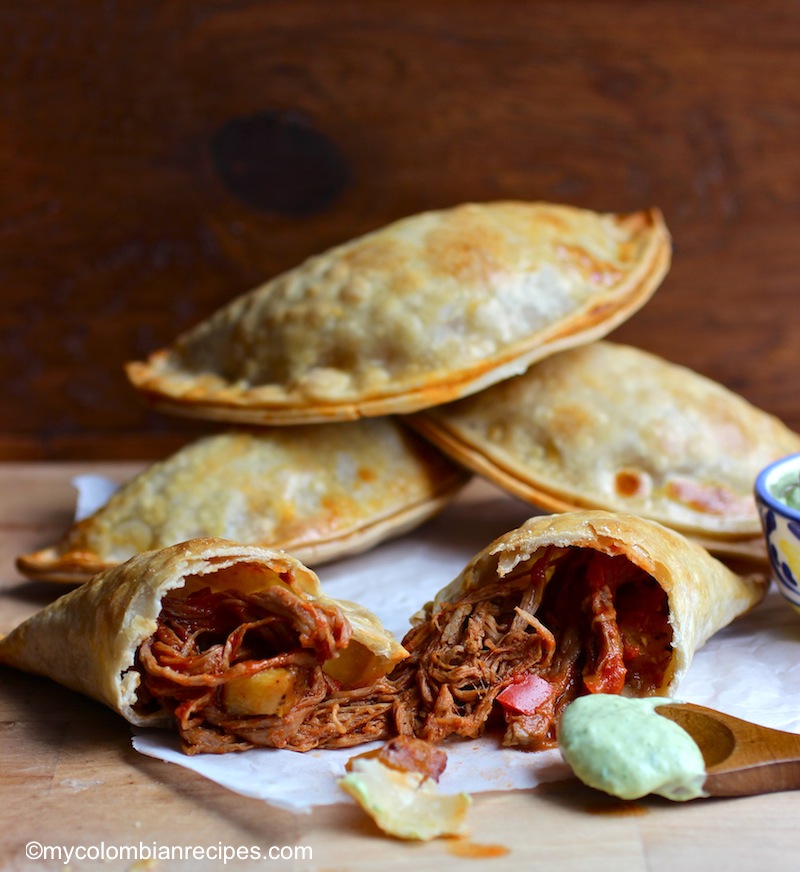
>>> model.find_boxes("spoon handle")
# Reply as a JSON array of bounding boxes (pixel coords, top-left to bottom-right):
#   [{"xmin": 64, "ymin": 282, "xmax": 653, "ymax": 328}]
[
  {"xmin": 659, "ymin": 703, "xmax": 800, "ymax": 797},
  {"xmin": 704, "ymin": 760, "xmax": 800, "ymax": 797}
]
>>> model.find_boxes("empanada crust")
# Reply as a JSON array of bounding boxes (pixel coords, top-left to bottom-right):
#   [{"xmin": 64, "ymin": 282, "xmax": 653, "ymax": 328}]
[
  {"xmin": 421, "ymin": 511, "xmax": 767, "ymax": 694},
  {"xmin": 126, "ymin": 202, "xmax": 670, "ymax": 424},
  {"xmin": 17, "ymin": 420, "xmax": 469, "ymax": 583},
  {"xmin": 410, "ymin": 341, "xmax": 800, "ymax": 548},
  {"xmin": 1, "ymin": 539, "xmax": 407, "ymax": 726}
]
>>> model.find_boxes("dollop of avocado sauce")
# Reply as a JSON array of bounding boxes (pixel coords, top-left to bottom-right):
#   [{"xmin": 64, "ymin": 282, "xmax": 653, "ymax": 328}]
[{"xmin": 558, "ymin": 694, "xmax": 708, "ymax": 801}]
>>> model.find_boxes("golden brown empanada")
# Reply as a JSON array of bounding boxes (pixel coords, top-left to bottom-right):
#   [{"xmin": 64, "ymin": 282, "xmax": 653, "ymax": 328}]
[
  {"xmin": 409, "ymin": 341, "xmax": 800, "ymax": 561},
  {"xmin": 126, "ymin": 202, "xmax": 670, "ymax": 424},
  {"xmin": 17, "ymin": 419, "xmax": 470, "ymax": 584},
  {"xmin": 1, "ymin": 539, "xmax": 408, "ymax": 754},
  {"xmin": 389, "ymin": 511, "xmax": 767, "ymax": 750}
]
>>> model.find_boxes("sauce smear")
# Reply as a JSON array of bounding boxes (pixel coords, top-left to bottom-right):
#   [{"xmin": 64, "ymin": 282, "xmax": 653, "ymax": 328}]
[{"xmin": 447, "ymin": 839, "xmax": 510, "ymax": 858}]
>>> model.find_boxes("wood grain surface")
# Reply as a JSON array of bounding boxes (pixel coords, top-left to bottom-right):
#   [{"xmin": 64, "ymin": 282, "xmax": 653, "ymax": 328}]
[
  {"xmin": 2, "ymin": 1, "xmax": 800, "ymax": 459},
  {"xmin": 3, "ymin": 462, "xmax": 800, "ymax": 872}
]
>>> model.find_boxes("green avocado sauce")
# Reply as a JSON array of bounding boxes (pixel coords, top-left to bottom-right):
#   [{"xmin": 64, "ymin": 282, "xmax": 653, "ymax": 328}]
[
  {"xmin": 558, "ymin": 694, "xmax": 708, "ymax": 801},
  {"xmin": 769, "ymin": 470, "xmax": 800, "ymax": 511}
]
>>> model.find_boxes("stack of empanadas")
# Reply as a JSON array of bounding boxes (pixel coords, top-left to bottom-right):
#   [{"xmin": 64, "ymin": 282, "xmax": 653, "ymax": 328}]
[
  {"xmin": 19, "ymin": 200, "xmax": 677, "ymax": 582},
  {"xmin": 117, "ymin": 199, "xmax": 793, "ymax": 565},
  {"xmin": 4, "ymin": 198, "xmax": 789, "ymax": 761}
]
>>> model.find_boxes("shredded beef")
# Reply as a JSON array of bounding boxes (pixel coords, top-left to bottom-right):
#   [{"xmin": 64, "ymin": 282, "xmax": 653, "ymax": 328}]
[
  {"xmin": 388, "ymin": 548, "xmax": 558, "ymax": 745},
  {"xmin": 389, "ymin": 547, "xmax": 672, "ymax": 751},
  {"xmin": 347, "ymin": 735, "xmax": 448, "ymax": 782},
  {"xmin": 135, "ymin": 584, "xmax": 396, "ymax": 754},
  {"xmin": 135, "ymin": 548, "xmax": 672, "ymax": 757}
]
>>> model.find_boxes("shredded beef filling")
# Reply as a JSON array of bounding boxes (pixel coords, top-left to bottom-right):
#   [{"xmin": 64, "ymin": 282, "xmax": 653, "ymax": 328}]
[
  {"xmin": 389, "ymin": 546, "xmax": 673, "ymax": 751},
  {"xmin": 135, "ymin": 584, "xmax": 397, "ymax": 754},
  {"xmin": 135, "ymin": 548, "xmax": 673, "ymax": 756}
]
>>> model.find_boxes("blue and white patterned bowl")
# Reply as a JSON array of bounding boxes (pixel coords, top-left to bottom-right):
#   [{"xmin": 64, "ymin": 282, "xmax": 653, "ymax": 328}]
[{"xmin": 755, "ymin": 453, "xmax": 800, "ymax": 614}]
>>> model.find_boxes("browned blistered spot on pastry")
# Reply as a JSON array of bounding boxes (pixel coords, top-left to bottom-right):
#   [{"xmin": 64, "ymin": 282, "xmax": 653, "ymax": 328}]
[
  {"xmin": 550, "ymin": 403, "xmax": 595, "ymax": 437},
  {"xmin": 341, "ymin": 237, "xmax": 423, "ymax": 296},
  {"xmin": 615, "ymin": 470, "xmax": 645, "ymax": 497},
  {"xmin": 617, "ymin": 239, "xmax": 637, "ymax": 263},
  {"xmin": 424, "ymin": 216, "xmax": 510, "ymax": 283},
  {"xmin": 321, "ymin": 495, "xmax": 344, "ymax": 514},
  {"xmin": 427, "ymin": 236, "xmax": 497, "ymax": 282},
  {"xmin": 342, "ymin": 236, "xmax": 405, "ymax": 272}
]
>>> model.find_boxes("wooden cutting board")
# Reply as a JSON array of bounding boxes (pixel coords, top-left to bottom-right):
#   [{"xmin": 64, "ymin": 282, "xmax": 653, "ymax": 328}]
[{"xmin": 1, "ymin": 461, "xmax": 798, "ymax": 872}]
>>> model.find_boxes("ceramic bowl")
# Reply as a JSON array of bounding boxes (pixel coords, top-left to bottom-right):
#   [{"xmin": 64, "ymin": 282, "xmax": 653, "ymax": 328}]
[{"xmin": 755, "ymin": 453, "xmax": 800, "ymax": 614}]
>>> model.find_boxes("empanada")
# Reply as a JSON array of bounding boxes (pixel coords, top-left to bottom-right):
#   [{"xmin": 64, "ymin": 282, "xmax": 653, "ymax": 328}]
[
  {"xmin": 388, "ymin": 511, "xmax": 767, "ymax": 750},
  {"xmin": 1, "ymin": 539, "xmax": 407, "ymax": 753},
  {"xmin": 126, "ymin": 202, "xmax": 670, "ymax": 424},
  {"xmin": 409, "ymin": 341, "xmax": 800, "ymax": 560},
  {"xmin": 17, "ymin": 419, "xmax": 469, "ymax": 584}
]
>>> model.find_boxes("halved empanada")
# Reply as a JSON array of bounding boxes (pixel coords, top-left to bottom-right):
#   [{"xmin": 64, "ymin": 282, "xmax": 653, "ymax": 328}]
[
  {"xmin": 389, "ymin": 511, "xmax": 767, "ymax": 750},
  {"xmin": 1, "ymin": 539, "xmax": 407, "ymax": 753},
  {"xmin": 409, "ymin": 341, "xmax": 800, "ymax": 560},
  {"xmin": 17, "ymin": 419, "xmax": 469, "ymax": 584},
  {"xmin": 126, "ymin": 202, "xmax": 670, "ymax": 424}
]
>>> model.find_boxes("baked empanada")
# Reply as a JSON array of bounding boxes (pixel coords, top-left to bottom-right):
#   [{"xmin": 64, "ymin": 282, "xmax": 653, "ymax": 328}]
[
  {"xmin": 1, "ymin": 539, "xmax": 407, "ymax": 754},
  {"xmin": 388, "ymin": 511, "xmax": 766, "ymax": 750},
  {"xmin": 17, "ymin": 419, "xmax": 469, "ymax": 584},
  {"xmin": 409, "ymin": 341, "xmax": 800, "ymax": 560},
  {"xmin": 126, "ymin": 202, "xmax": 670, "ymax": 424}
]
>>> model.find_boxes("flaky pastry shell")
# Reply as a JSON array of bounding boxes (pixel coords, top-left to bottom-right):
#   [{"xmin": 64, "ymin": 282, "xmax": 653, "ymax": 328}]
[
  {"xmin": 419, "ymin": 510, "xmax": 767, "ymax": 696},
  {"xmin": 17, "ymin": 419, "xmax": 470, "ymax": 584},
  {"xmin": 410, "ymin": 341, "xmax": 800, "ymax": 560},
  {"xmin": 0, "ymin": 539, "xmax": 407, "ymax": 729},
  {"xmin": 126, "ymin": 202, "xmax": 671, "ymax": 424}
]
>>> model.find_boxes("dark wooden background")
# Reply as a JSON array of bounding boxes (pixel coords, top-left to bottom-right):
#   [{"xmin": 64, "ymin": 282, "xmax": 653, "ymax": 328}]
[{"xmin": 3, "ymin": 1, "xmax": 799, "ymax": 460}]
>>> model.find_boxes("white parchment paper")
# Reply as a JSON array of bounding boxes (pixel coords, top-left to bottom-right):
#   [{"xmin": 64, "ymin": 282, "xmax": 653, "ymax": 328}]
[{"xmin": 74, "ymin": 476, "xmax": 800, "ymax": 813}]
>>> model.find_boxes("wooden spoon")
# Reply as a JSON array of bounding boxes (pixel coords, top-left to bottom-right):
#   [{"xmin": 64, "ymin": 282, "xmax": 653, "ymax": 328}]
[{"xmin": 656, "ymin": 702, "xmax": 800, "ymax": 797}]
